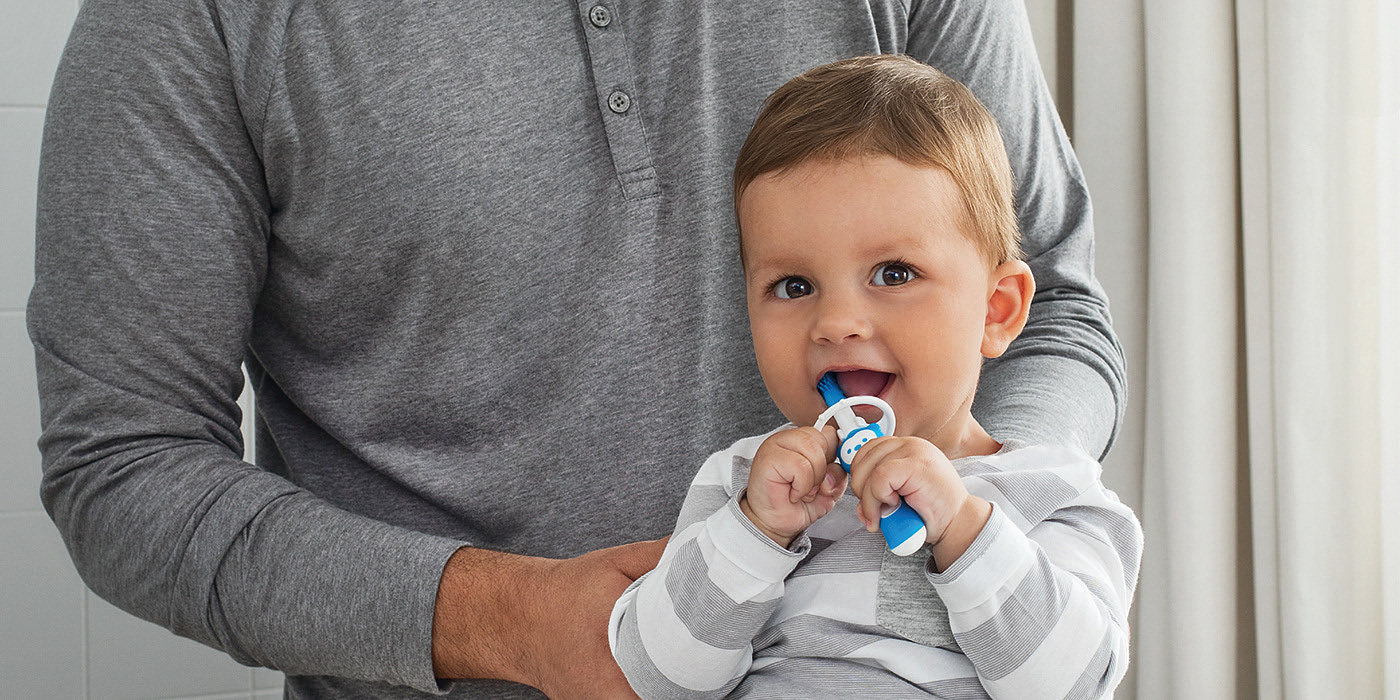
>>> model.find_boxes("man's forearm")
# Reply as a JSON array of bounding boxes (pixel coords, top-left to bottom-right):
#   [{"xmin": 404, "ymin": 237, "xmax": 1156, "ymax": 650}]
[
  {"xmin": 432, "ymin": 547, "xmax": 541, "ymax": 683},
  {"xmin": 974, "ymin": 352, "xmax": 1120, "ymax": 459},
  {"xmin": 432, "ymin": 539, "xmax": 667, "ymax": 697}
]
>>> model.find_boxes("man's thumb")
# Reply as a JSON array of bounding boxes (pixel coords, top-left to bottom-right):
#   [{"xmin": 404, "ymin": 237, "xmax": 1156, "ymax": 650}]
[{"xmin": 613, "ymin": 537, "xmax": 668, "ymax": 580}]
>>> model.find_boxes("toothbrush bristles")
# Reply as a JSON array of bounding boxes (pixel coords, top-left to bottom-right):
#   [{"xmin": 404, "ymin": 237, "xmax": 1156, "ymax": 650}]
[{"xmin": 817, "ymin": 372, "xmax": 847, "ymax": 408}]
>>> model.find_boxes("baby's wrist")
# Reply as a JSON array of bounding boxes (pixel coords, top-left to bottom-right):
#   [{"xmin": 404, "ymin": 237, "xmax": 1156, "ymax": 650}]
[
  {"xmin": 929, "ymin": 496, "xmax": 992, "ymax": 572},
  {"xmin": 738, "ymin": 495, "xmax": 795, "ymax": 549}
]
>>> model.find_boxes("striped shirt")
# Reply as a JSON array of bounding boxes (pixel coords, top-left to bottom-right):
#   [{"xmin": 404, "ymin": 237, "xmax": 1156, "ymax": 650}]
[{"xmin": 609, "ymin": 428, "xmax": 1142, "ymax": 699}]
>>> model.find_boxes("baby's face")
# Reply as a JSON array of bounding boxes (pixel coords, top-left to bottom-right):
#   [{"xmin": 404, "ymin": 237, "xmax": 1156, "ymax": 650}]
[{"xmin": 739, "ymin": 156, "xmax": 997, "ymax": 453}]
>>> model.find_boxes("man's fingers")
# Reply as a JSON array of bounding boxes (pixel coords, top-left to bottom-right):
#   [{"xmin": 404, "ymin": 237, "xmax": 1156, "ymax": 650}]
[{"xmin": 526, "ymin": 552, "xmax": 652, "ymax": 699}]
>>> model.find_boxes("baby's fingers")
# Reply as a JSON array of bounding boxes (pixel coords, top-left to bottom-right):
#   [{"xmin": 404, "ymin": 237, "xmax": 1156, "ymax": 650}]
[
  {"xmin": 858, "ymin": 484, "xmax": 903, "ymax": 532},
  {"xmin": 818, "ymin": 463, "xmax": 846, "ymax": 499},
  {"xmin": 816, "ymin": 423, "xmax": 841, "ymax": 463},
  {"xmin": 849, "ymin": 448, "xmax": 913, "ymax": 530},
  {"xmin": 758, "ymin": 427, "xmax": 831, "ymax": 502},
  {"xmin": 846, "ymin": 436, "xmax": 898, "ymax": 499},
  {"xmin": 800, "ymin": 427, "xmax": 845, "ymax": 498}
]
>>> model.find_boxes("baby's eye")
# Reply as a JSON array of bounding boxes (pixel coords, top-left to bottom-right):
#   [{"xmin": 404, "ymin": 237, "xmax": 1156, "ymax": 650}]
[
  {"xmin": 773, "ymin": 277, "xmax": 813, "ymax": 299},
  {"xmin": 873, "ymin": 262, "xmax": 915, "ymax": 287}
]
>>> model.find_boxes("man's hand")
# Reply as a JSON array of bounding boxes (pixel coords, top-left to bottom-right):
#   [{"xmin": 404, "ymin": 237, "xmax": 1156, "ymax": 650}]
[{"xmin": 431, "ymin": 538, "xmax": 668, "ymax": 698}]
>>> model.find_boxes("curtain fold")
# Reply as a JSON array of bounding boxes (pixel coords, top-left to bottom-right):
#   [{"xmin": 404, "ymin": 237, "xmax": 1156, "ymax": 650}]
[
  {"xmin": 1381, "ymin": 5, "xmax": 1400, "ymax": 695},
  {"xmin": 1237, "ymin": 1, "xmax": 1392, "ymax": 697},
  {"xmin": 1136, "ymin": 0, "xmax": 1245, "ymax": 697},
  {"xmin": 1129, "ymin": 0, "xmax": 1396, "ymax": 697}
]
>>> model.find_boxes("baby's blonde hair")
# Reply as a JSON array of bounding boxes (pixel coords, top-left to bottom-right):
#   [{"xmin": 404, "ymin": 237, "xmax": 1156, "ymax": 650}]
[{"xmin": 733, "ymin": 54, "xmax": 1021, "ymax": 265}]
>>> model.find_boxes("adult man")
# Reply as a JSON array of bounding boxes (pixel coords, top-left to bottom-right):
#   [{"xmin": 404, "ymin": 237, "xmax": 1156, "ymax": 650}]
[{"xmin": 30, "ymin": 1, "xmax": 1122, "ymax": 696}]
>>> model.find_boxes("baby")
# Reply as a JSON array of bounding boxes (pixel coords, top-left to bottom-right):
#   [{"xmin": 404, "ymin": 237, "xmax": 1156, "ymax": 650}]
[{"xmin": 610, "ymin": 55, "xmax": 1142, "ymax": 699}]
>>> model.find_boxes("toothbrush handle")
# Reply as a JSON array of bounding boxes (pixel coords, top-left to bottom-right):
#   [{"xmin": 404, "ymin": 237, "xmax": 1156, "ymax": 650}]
[
  {"xmin": 836, "ymin": 425, "xmax": 928, "ymax": 557},
  {"xmin": 879, "ymin": 501, "xmax": 928, "ymax": 557}
]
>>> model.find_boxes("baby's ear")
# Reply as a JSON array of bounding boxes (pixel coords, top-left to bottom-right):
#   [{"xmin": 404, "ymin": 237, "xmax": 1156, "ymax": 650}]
[{"xmin": 981, "ymin": 260, "xmax": 1035, "ymax": 358}]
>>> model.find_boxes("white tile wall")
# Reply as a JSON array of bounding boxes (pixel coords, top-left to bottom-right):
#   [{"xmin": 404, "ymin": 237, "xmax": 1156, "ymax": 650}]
[
  {"xmin": 0, "ymin": 314, "xmax": 42, "ymax": 513},
  {"xmin": 0, "ymin": 513, "xmax": 85, "ymax": 700},
  {"xmin": 252, "ymin": 665, "xmax": 284, "ymax": 691},
  {"xmin": 1, "ymin": 0, "xmax": 285, "ymax": 696},
  {"xmin": 0, "ymin": 108, "xmax": 42, "ymax": 309},
  {"xmin": 0, "ymin": 0, "xmax": 77, "ymax": 105},
  {"xmin": 86, "ymin": 594, "xmax": 252, "ymax": 700}
]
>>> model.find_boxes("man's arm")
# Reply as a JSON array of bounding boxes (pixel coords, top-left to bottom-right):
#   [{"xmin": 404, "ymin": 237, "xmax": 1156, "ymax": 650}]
[
  {"xmin": 30, "ymin": 0, "xmax": 466, "ymax": 689},
  {"xmin": 908, "ymin": 0, "xmax": 1127, "ymax": 458},
  {"xmin": 31, "ymin": 0, "xmax": 663, "ymax": 693}
]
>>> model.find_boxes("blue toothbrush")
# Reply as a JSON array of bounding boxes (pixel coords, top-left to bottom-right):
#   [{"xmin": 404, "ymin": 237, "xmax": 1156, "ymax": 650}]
[{"xmin": 815, "ymin": 373, "xmax": 928, "ymax": 556}]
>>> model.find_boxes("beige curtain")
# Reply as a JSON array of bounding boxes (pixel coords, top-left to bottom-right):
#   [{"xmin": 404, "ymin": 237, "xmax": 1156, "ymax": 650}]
[
  {"xmin": 1135, "ymin": 0, "xmax": 1247, "ymax": 696},
  {"xmin": 1035, "ymin": 0, "xmax": 1399, "ymax": 697},
  {"xmin": 1123, "ymin": 0, "xmax": 1400, "ymax": 697},
  {"xmin": 1235, "ymin": 1, "xmax": 1397, "ymax": 697}
]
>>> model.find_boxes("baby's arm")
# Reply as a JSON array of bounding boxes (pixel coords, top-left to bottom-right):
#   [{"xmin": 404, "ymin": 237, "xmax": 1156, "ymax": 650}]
[
  {"xmin": 930, "ymin": 447, "xmax": 1143, "ymax": 699},
  {"xmin": 608, "ymin": 433, "xmax": 811, "ymax": 698}
]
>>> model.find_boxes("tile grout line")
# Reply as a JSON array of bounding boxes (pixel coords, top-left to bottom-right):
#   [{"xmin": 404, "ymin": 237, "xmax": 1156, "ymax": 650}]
[{"xmin": 83, "ymin": 586, "xmax": 90, "ymax": 700}]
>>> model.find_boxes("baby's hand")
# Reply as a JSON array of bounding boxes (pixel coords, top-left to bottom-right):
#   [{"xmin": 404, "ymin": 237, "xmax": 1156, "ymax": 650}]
[
  {"xmin": 739, "ymin": 425, "xmax": 847, "ymax": 549},
  {"xmin": 847, "ymin": 437, "xmax": 992, "ymax": 570}
]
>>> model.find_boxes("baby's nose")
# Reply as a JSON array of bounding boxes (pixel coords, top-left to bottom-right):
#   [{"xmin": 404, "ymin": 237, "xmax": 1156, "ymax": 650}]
[{"xmin": 811, "ymin": 292, "xmax": 873, "ymax": 344}]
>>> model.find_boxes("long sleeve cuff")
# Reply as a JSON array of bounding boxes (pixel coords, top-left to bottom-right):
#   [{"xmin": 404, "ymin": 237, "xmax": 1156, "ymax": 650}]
[
  {"xmin": 708, "ymin": 495, "xmax": 809, "ymax": 585},
  {"xmin": 207, "ymin": 478, "xmax": 468, "ymax": 694},
  {"xmin": 924, "ymin": 504, "xmax": 1033, "ymax": 614}
]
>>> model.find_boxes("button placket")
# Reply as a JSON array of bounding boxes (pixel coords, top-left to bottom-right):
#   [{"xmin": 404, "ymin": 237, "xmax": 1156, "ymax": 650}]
[{"xmin": 575, "ymin": 0, "xmax": 659, "ymax": 200}]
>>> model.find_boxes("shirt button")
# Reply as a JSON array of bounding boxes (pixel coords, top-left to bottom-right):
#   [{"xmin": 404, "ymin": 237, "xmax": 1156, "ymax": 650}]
[
  {"xmin": 588, "ymin": 5, "xmax": 612, "ymax": 28},
  {"xmin": 608, "ymin": 90, "xmax": 631, "ymax": 114}
]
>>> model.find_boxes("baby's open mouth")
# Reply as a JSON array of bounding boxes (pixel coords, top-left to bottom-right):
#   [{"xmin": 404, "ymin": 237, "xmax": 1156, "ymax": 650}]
[{"xmin": 832, "ymin": 369, "xmax": 893, "ymax": 398}]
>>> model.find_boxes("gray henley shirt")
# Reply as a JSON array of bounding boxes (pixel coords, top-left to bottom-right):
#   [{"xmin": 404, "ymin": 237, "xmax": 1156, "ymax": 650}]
[{"xmin": 30, "ymin": 0, "xmax": 1124, "ymax": 696}]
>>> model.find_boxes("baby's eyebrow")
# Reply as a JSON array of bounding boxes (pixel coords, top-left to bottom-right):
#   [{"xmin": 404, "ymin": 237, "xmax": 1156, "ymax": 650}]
[
  {"xmin": 741, "ymin": 253, "xmax": 808, "ymax": 279},
  {"xmin": 853, "ymin": 231, "xmax": 937, "ymax": 257}
]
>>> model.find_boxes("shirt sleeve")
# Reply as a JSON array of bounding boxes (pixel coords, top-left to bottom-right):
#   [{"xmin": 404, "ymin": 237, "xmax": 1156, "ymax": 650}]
[
  {"xmin": 29, "ymin": 0, "xmax": 463, "ymax": 692},
  {"xmin": 907, "ymin": 0, "xmax": 1128, "ymax": 459},
  {"xmin": 609, "ymin": 442, "xmax": 807, "ymax": 699},
  {"xmin": 930, "ymin": 448, "xmax": 1144, "ymax": 699}
]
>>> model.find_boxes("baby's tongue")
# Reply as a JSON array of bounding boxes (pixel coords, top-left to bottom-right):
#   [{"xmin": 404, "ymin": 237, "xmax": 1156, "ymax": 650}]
[{"xmin": 835, "ymin": 370, "xmax": 889, "ymax": 398}]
